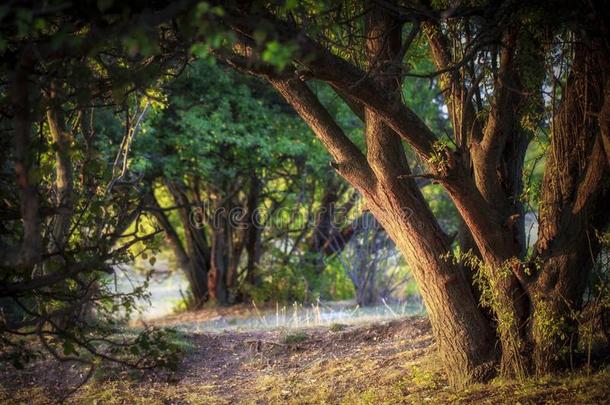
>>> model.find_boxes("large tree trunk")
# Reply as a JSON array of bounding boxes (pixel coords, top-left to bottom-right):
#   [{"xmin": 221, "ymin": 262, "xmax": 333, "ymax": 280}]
[
  {"xmin": 530, "ymin": 40, "xmax": 610, "ymax": 374},
  {"xmin": 366, "ymin": 5, "xmax": 498, "ymax": 385},
  {"xmin": 269, "ymin": 78, "xmax": 498, "ymax": 387},
  {"xmin": 222, "ymin": 0, "xmax": 610, "ymax": 385},
  {"xmin": 262, "ymin": 4, "xmax": 498, "ymax": 386}
]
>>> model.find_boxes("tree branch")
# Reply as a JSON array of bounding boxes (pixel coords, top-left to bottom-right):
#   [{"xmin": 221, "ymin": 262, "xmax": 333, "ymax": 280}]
[{"xmin": 268, "ymin": 76, "xmax": 376, "ymax": 191}]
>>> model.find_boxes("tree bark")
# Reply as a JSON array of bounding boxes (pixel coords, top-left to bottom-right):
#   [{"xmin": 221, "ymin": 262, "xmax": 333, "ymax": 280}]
[
  {"xmin": 12, "ymin": 54, "xmax": 41, "ymax": 271},
  {"xmin": 531, "ymin": 41, "xmax": 610, "ymax": 373}
]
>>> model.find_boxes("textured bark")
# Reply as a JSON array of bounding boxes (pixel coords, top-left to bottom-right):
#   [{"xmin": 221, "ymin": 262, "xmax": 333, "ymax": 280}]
[
  {"xmin": 363, "ymin": 113, "xmax": 498, "ymax": 386},
  {"xmin": 12, "ymin": 56, "xmax": 41, "ymax": 271},
  {"xmin": 272, "ymin": 3, "xmax": 499, "ymax": 385},
  {"xmin": 269, "ymin": 86, "xmax": 498, "ymax": 387},
  {"xmin": 221, "ymin": 0, "xmax": 610, "ymax": 385},
  {"xmin": 531, "ymin": 41, "xmax": 610, "ymax": 373}
]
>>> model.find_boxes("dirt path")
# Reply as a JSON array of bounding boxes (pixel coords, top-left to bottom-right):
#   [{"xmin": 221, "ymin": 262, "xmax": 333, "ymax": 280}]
[
  {"xmin": 3, "ymin": 315, "xmax": 610, "ymax": 404},
  {"xmin": 176, "ymin": 317, "xmax": 433, "ymax": 403}
]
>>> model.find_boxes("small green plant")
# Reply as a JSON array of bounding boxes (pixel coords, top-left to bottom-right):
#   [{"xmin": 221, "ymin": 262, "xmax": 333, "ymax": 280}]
[
  {"xmin": 427, "ymin": 138, "xmax": 453, "ymax": 174},
  {"xmin": 283, "ymin": 331, "xmax": 309, "ymax": 344},
  {"xmin": 329, "ymin": 323, "xmax": 347, "ymax": 332},
  {"xmin": 410, "ymin": 365, "xmax": 438, "ymax": 390}
]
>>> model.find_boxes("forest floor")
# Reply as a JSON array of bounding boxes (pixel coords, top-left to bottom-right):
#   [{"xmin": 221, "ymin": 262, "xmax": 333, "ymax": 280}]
[{"xmin": 2, "ymin": 305, "xmax": 610, "ymax": 404}]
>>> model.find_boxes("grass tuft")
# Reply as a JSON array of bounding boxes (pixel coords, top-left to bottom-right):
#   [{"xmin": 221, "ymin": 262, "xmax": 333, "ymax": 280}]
[
  {"xmin": 329, "ymin": 323, "xmax": 348, "ymax": 332},
  {"xmin": 282, "ymin": 331, "xmax": 309, "ymax": 344}
]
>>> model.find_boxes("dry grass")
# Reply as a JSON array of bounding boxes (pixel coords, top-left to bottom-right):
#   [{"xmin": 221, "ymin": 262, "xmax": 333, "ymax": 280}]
[
  {"xmin": 145, "ymin": 300, "xmax": 424, "ymax": 333},
  {"xmin": 2, "ymin": 313, "xmax": 609, "ymax": 404}
]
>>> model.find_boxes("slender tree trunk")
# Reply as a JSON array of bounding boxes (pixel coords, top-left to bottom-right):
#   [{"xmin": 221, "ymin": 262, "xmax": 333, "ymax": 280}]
[
  {"xmin": 207, "ymin": 195, "xmax": 233, "ymax": 305},
  {"xmin": 46, "ymin": 81, "xmax": 74, "ymax": 250},
  {"xmin": 146, "ymin": 189, "xmax": 209, "ymax": 307},
  {"xmin": 209, "ymin": 226, "xmax": 229, "ymax": 304},
  {"xmin": 12, "ymin": 55, "xmax": 41, "ymax": 271},
  {"xmin": 244, "ymin": 174, "xmax": 262, "ymax": 288},
  {"xmin": 306, "ymin": 174, "xmax": 341, "ymax": 275},
  {"xmin": 162, "ymin": 180, "xmax": 213, "ymax": 306}
]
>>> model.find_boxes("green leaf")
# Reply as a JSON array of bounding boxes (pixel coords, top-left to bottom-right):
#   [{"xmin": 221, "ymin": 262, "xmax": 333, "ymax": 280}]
[
  {"xmin": 190, "ymin": 43, "xmax": 209, "ymax": 59},
  {"xmin": 261, "ymin": 40, "xmax": 296, "ymax": 71}
]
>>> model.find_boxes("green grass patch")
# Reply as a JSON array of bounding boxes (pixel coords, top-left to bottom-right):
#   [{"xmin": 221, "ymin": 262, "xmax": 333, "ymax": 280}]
[{"xmin": 282, "ymin": 331, "xmax": 309, "ymax": 344}]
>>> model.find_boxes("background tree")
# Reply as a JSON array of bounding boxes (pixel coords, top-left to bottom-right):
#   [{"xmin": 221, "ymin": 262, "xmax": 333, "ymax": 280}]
[
  {"xmin": 0, "ymin": 0, "xmax": 191, "ymax": 377},
  {"xmin": 134, "ymin": 59, "xmax": 326, "ymax": 305}
]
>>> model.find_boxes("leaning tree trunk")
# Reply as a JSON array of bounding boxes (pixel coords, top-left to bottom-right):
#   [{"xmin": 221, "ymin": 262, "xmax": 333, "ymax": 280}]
[
  {"xmin": 262, "ymin": 4, "xmax": 499, "ymax": 386},
  {"xmin": 363, "ymin": 116, "xmax": 499, "ymax": 387},
  {"xmin": 269, "ymin": 79, "xmax": 498, "ymax": 386},
  {"xmin": 164, "ymin": 179, "xmax": 212, "ymax": 306},
  {"xmin": 365, "ymin": 5, "xmax": 498, "ymax": 385},
  {"xmin": 180, "ymin": 220, "xmax": 211, "ymax": 307}
]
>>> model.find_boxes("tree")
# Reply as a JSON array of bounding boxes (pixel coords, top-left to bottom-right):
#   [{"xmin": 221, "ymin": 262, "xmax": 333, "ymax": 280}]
[
  {"xmin": 209, "ymin": 0, "xmax": 610, "ymax": 385},
  {"xmin": 0, "ymin": 0, "xmax": 188, "ymax": 375},
  {"xmin": 134, "ymin": 59, "xmax": 320, "ymax": 305},
  {"xmin": 3, "ymin": 0, "xmax": 609, "ymax": 390}
]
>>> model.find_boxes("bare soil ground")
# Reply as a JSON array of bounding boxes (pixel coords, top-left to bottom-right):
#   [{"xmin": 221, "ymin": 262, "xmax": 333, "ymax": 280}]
[{"xmin": 2, "ymin": 310, "xmax": 609, "ymax": 404}]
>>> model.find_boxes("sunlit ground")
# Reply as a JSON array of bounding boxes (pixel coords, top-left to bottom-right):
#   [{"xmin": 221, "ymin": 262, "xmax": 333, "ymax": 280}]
[
  {"xmin": 113, "ymin": 260, "xmax": 425, "ymax": 332},
  {"xmin": 153, "ymin": 299, "xmax": 425, "ymax": 333}
]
